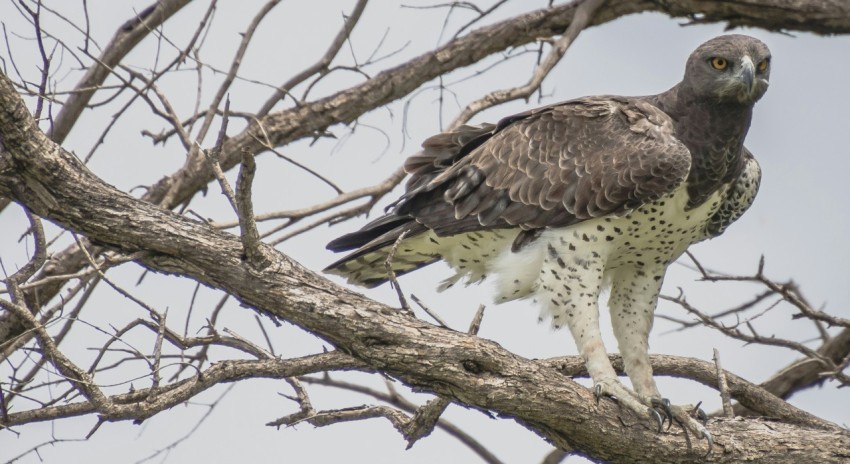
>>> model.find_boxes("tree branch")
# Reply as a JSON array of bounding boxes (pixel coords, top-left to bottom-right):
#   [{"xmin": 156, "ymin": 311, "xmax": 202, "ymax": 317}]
[{"xmin": 47, "ymin": 0, "xmax": 192, "ymax": 144}]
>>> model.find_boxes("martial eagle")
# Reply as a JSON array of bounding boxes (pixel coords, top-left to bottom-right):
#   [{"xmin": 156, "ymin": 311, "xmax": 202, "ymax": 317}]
[{"xmin": 325, "ymin": 34, "xmax": 770, "ymax": 446}]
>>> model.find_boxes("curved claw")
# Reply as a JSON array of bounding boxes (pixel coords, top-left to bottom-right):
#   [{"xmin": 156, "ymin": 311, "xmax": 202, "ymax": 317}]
[
  {"xmin": 650, "ymin": 397, "xmax": 674, "ymax": 431},
  {"xmin": 593, "ymin": 384, "xmax": 603, "ymax": 405},
  {"xmin": 647, "ymin": 407, "xmax": 663, "ymax": 433},
  {"xmin": 666, "ymin": 402, "xmax": 713, "ymax": 456},
  {"xmin": 702, "ymin": 429, "xmax": 714, "ymax": 458},
  {"xmin": 692, "ymin": 402, "xmax": 708, "ymax": 425}
]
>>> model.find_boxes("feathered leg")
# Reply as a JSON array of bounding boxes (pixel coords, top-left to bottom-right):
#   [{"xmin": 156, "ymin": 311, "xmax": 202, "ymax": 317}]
[
  {"xmin": 609, "ymin": 266, "xmax": 712, "ymax": 450},
  {"xmin": 539, "ymin": 242, "xmax": 660, "ymax": 428}
]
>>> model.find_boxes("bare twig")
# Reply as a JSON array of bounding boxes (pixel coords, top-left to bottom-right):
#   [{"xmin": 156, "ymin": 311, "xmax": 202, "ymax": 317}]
[
  {"xmin": 235, "ymin": 150, "xmax": 272, "ymax": 268},
  {"xmin": 190, "ymin": 0, "xmax": 282, "ymax": 155},
  {"xmin": 713, "ymin": 348, "xmax": 734, "ymax": 418},
  {"xmin": 449, "ymin": 0, "xmax": 606, "ymax": 129},
  {"xmin": 385, "ymin": 230, "xmax": 410, "ymax": 312},
  {"xmin": 204, "ymin": 99, "xmax": 239, "ymax": 213},
  {"xmin": 411, "ymin": 294, "xmax": 449, "ymax": 329},
  {"xmin": 543, "ymin": 353, "xmax": 836, "ymax": 431},
  {"xmin": 467, "ymin": 304, "xmax": 486, "ymax": 335},
  {"xmin": 661, "ymin": 290, "xmax": 832, "ymax": 368},
  {"xmin": 135, "ymin": 384, "xmax": 236, "ymax": 464},
  {"xmin": 401, "ymin": 397, "xmax": 451, "ymax": 447},
  {"xmin": 0, "ymin": 352, "xmax": 365, "ymax": 427},
  {"xmin": 17, "ymin": 0, "xmax": 52, "ymax": 122},
  {"xmin": 541, "ymin": 448, "xmax": 570, "ymax": 464},
  {"xmin": 48, "ymin": 0, "xmax": 192, "ymax": 144},
  {"xmin": 212, "ymin": 167, "xmax": 406, "ymax": 230},
  {"xmin": 148, "ymin": 310, "xmax": 168, "ymax": 401},
  {"xmin": 71, "ymin": 235, "xmax": 160, "ymax": 320},
  {"xmin": 299, "ymin": 375, "xmax": 503, "ymax": 464},
  {"xmin": 0, "ymin": 297, "xmax": 113, "ymax": 415},
  {"xmin": 269, "ymin": 404, "xmax": 411, "ymax": 431},
  {"xmin": 256, "ymin": 0, "xmax": 369, "ymax": 116},
  {"xmin": 7, "ymin": 207, "xmax": 48, "ymax": 287}
]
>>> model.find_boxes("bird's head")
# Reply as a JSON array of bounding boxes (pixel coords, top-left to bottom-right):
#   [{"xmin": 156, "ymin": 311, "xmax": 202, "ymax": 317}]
[{"xmin": 683, "ymin": 34, "xmax": 771, "ymax": 105}]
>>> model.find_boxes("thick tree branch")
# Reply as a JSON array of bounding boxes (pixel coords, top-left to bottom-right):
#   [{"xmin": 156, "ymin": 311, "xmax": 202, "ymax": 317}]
[{"xmin": 543, "ymin": 354, "xmax": 834, "ymax": 431}]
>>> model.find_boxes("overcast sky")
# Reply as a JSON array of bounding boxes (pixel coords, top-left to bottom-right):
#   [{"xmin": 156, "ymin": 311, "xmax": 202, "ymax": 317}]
[{"xmin": 2, "ymin": 1, "xmax": 849, "ymax": 463}]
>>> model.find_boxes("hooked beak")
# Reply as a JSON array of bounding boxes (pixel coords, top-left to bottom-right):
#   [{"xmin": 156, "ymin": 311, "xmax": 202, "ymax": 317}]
[{"xmin": 739, "ymin": 56, "xmax": 755, "ymax": 93}]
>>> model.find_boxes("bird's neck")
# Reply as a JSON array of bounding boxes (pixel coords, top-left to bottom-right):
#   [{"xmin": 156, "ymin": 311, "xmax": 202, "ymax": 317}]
[{"xmin": 649, "ymin": 85, "xmax": 754, "ymax": 207}]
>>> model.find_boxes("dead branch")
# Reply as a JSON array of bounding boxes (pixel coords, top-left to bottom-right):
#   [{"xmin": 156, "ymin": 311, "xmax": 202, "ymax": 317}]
[
  {"xmin": 256, "ymin": 0, "xmax": 369, "ymax": 117},
  {"xmin": 450, "ymin": 0, "xmax": 605, "ymax": 129},
  {"xmin": 713, "ymin": 348, "xmax": 734, "ymax": 418},
  {"xmin": 0, "ymin": 351, "xmax": 365, "ymax": 427},
  {"xmin": 48, "ymin": 0, "xmax": 192, "ymax": 144}
]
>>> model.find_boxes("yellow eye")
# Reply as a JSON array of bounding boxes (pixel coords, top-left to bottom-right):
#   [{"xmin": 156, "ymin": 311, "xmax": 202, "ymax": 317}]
[
  {"xmin": 757, "ymin": 59, "xmax": 769, "ymax": 72},
  {"xmin": 710, "ymin": 57, "xmax": 728, "ymax": 70}
]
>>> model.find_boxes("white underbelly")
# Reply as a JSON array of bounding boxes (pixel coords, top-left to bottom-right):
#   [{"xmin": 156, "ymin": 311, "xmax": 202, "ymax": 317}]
[{"xmin": 434, "ymin": 184, "xmax": 725, "ymax": 302}]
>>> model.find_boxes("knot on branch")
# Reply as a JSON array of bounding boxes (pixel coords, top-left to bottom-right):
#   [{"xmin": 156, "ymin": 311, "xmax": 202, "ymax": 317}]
[
  {"xmin": 361, "ymin": 336, "xmax": 391, "ymax": 347},
  {"xmin": 461, "ymin": 359, "xmax": 484, "ymax": 375}
]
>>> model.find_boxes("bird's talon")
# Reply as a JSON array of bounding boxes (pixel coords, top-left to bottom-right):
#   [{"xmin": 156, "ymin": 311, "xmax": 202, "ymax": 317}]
[
  {"xmin": 593, "ymin": 383, "xmax": 616, "ymax": 406},
  {"xmin": 702, "ymin": 430, "xmax": 714, "ymax": 457},
  {"xmin": 648, "ymin": 407, "xmax": 663, "ymax": 433},
  {"xmin": 650, "ymin": 397, "xmax": 674, "ymax": 430},
  {"xmin": 691, "ymin": 401, "xmax": 709, "ymax": 424}
]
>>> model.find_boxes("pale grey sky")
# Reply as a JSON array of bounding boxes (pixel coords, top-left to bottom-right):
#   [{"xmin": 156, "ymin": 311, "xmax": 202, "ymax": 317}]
[{"xmin": 2, "ymin": 1, "xmax": 848, "ymax": 463}]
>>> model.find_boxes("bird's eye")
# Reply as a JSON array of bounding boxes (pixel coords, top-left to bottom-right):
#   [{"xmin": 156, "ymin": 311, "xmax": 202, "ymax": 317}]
[
  {"xmin": 710, "ymin": 57, "xmax": 728, "ymax": 70},
  {"xmin": 757, "ymin": 59, "xmax": 769, "ymax": 73}
]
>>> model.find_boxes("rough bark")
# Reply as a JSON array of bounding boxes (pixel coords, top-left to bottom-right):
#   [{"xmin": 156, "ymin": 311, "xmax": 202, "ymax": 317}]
[{"xmin": 1, "ymin": 73, "xmax": 849, "ymax": 463}]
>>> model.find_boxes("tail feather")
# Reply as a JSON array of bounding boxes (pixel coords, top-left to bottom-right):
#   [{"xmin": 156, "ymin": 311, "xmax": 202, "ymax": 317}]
[
  {"xmin": 324, "ymin": 216, "xmax": 438, "ymax": 287},
  {"xmin": 326, "ymin": 215, "xmax": 411, "ymax": 252}
]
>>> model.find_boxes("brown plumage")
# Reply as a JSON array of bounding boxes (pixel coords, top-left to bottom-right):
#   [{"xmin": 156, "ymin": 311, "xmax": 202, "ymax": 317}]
[{"xmin": 325, "ymin": 34, "xmax": 771, "ymax": 446}]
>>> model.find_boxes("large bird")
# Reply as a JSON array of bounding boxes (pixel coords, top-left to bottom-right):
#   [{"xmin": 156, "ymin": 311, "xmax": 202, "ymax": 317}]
[{"xmin": 325, "ymin": 34, "xmax": 770, "ymax": 445}]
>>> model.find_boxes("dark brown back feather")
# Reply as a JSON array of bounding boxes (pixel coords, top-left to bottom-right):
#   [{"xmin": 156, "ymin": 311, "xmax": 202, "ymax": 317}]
[
  {"xmin": 397, "ymin": 96, "xmax": 691, "ymax": 234},
  {"xmin": 326, "ymin": 96, "xmax": 691, "ymax": 271}
]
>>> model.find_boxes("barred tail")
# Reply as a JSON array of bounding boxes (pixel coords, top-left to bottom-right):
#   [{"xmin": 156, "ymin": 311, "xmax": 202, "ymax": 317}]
[{"xmin": 325, "ymin": 215, "xmax": 438, "ymax": 288}]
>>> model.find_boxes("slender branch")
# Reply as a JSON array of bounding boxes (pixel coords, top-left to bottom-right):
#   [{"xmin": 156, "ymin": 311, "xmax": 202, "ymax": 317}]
[
  {"xmin": 661, "ymin": 291, "xmax": 833, "ymax": 368},
  {"xmin": 543, "ymin": 354, "xmax": 835, "ymax": 431},
  {"xmin": 0, "ymin": 351, "xmax": 366, "ymax": 427},
  {"xmin": 385, "ymin": 231, "xmax": 410, "ymax": 312},
  {"xmin": 0, "ymin": 298, "xmax": 113, "ymax": 415},
  {"xmin": 256, "ymin": 0, "xmax": 369, "ymax": 117},
  {"xmin": 713, "ymin": 348, "xmax": 733, "ymax": 418},
  {"xmin": 191, "ymin": 0, "xmax": 282, "ymax": 154},
  {"xmin": 411, "ymin": 294, "xmax": 450, "ymax": 329},
  {"xmin": 211, "ymin": 167, "xmax": 406, "ymax": 229},
  {"xmin": 299, "ymin": 375, "xmax": 504, "ymax": 464},
  {"xmin": 48, "ymin": 0, "xmax": 192, "ymax": 144},
  {"xmin": 449, "ymin": 0, "xmax": 605, "ymax": 129}
]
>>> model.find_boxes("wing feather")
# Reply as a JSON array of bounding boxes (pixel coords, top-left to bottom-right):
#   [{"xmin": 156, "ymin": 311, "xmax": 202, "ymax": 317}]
[
  {"xmin": 327, "ymin": 96, "xmax": 692, "ymax": 272},
  {"xmin": 398, "ymin": 97, "xmax": 691, "ymax": 234}
]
